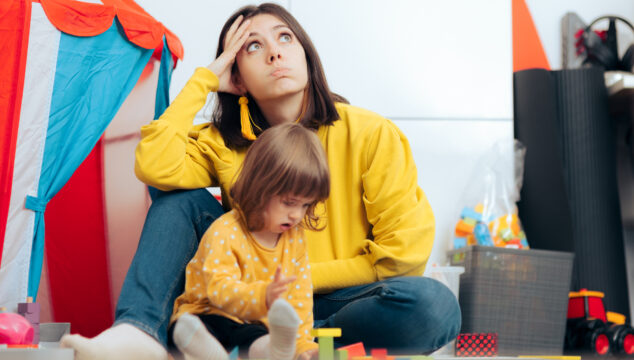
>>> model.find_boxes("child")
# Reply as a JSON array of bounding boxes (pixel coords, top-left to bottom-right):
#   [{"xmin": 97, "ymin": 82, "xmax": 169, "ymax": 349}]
[{"xmin": 170, "ymin": 123, "xmax": 329, "ymax": 360}]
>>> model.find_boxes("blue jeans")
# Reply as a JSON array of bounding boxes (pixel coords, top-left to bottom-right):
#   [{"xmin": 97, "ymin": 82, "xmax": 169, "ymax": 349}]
[
  {"xmin": 313, "ymin": 277, "xmax": 461, "ymax": 354},
  {"xmin": 115, "ymin": 189, "xmax": 461, "ymax": 353},
  {"xmin": 114, "ymin": 189, "xmax": 224, "ymax": 346}
]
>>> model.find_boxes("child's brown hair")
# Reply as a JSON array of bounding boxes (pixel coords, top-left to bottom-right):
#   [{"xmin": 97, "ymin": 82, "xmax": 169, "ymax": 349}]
[{"xmin": 230, "ymin": 123, "xmax": 330, "ymax": 231}]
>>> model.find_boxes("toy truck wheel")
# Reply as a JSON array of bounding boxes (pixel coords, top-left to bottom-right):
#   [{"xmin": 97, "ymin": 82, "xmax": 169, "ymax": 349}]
[
  {"xmin": 590, "ymin": 332, "xmax": 610, "ymax": 355},
  {"xmin": 580, "ymin": 319, "xmax": 610, "ymax": 355},
  {"xmin": 607, "ymin": 324, "xmax": 634, "ymax": 355}
]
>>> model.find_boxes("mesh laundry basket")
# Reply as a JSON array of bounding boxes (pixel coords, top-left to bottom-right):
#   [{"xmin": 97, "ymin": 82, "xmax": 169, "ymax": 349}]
[{"xmin": 448, "ymin": 246, "xmax": 574, "ymax": 356}]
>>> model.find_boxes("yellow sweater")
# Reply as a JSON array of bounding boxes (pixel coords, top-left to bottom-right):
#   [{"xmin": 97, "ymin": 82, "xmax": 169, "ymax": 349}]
[
  {"xmin": 171, "ymin": 210, "xmax": 317, "ymax": 355},
  {"xmin": 135, "ymin": 67, "xmax": 435, "ymax": 293}
]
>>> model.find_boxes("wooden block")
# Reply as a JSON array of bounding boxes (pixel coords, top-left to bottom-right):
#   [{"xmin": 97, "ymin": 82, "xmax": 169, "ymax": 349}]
[{"xmin": 311, "ymin": 328, "xmax": 342, "ymax": 337}]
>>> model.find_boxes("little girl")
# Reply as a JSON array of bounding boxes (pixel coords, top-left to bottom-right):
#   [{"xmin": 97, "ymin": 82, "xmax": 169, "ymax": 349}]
[{"xmin": 170, "ymin": 123, "xmax": 329, "ymax": 360}]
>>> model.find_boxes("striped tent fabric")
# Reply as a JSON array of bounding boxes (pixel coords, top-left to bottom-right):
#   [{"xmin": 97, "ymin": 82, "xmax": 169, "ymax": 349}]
[{"xmin": 0, "ymin": 0, "xmax": 182, "ymax": 336}]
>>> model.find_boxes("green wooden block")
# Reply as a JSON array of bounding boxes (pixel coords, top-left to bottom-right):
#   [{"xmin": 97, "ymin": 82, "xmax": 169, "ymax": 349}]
[
  {"xmin": 318, "ymin": 336, "xmax": 334, "ymax": 360},
  {"xmin": 335, "ymin": 349, "xmax": 348, "ymax": 360}
]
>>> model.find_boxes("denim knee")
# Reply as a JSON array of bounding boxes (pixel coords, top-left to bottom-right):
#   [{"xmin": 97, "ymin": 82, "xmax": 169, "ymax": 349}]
[
  {"xmin": 383, "ymin": 277, "xmax": 462, "ymax": 345},
  {"xmin": 150, "ymin": 188, "xmax": 223, "ymax": 236}
]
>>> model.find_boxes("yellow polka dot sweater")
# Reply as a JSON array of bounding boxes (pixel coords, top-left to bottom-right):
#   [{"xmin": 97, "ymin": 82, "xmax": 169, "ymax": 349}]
[{"xmin": 171, "ymin": 210, "xmax": 317, "ymax": 355}]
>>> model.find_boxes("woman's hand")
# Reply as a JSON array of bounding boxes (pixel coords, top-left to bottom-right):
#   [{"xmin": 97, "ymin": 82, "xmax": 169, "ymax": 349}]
[
  {"xmin": 206, "ymin": 15, "xmax": 251, "ymax": 95},
  {"xmin": 297, "ymin": 348, "xmax": 318, "ymax": 360},
  {"xmin": 266, "ymin": 266, "xmax": 297, "ymax": 308}
]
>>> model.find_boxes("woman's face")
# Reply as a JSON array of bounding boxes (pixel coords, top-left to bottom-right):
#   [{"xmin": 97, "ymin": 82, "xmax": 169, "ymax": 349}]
[{"xmin": 234, "ymin": 14, "xmax": 308, "ymax": 102}]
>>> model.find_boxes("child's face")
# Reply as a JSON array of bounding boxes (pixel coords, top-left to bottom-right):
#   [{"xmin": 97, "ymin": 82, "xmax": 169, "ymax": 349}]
[{"xmin": 262, "ymin": 194, "xmax": 315, "ymax": 233}]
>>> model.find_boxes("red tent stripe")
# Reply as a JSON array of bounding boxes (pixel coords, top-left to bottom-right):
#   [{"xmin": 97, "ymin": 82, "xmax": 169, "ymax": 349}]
[
  {"xmin": 45, "ymin": 139, "xmax": 114, "ymax": 337},
  {"xmin": 0, "ymin": 0, "xmax": 32, "ymax": 267}
]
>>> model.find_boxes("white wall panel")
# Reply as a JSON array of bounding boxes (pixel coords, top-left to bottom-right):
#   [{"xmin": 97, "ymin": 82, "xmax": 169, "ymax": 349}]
[
  {"xmin": 291, "ymin": 0, "xmax": 513, "ymax": 120},
  {"xmin": 392, "ymin": 119, "xmax": 514, "ymax": 267}
]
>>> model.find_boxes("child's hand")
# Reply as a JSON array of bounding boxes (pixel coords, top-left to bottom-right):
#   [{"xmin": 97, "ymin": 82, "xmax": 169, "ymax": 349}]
[
  {"xmin": 297, "ymin": 348, "xmax": 318, "ymax": 360},
  {"xmin": 266, "ymin": 266, "xmax": 297, "ymax": 308}
]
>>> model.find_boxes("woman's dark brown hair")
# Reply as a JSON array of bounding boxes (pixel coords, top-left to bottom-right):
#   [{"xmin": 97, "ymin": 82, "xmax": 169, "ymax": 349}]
[
  {"xmin": 230, "ymin": 123, "xmax": 330, "ymax": 231},
  {"xmin": 212, "ymin": 3, "xmax": 347, "ymax": 149}
]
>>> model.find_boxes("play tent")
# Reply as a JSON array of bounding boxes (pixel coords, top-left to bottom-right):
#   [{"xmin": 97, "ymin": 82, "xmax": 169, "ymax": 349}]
[{"xmin": 0, "ymin": 0, "xmax": 183, "ymax": 336}]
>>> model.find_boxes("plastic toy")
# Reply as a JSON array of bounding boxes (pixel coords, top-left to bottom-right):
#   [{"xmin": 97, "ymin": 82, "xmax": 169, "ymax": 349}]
[
  {"xmin": 455, "ymin": 333, "xmax": 498, "ymax": 357},
  {"xmin": 565, "ymin": 289, "xmax": 634, "ymax": 356},
  {"xmin": 453, "ymin": 204, "xmax": 529, "ymax": 249},
  {"xmin": 17, "ymin": 297, "xmax": 40, "ymax": 344},
  {"xmin": 0, "ymin": 312, "xmax": 34, "ymax": 345}
]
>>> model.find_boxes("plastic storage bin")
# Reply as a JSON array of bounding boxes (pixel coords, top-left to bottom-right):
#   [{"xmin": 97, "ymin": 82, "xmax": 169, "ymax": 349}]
[{"xmin": 448, "ymin": 245, "xmax": 574, "ymax": 356}]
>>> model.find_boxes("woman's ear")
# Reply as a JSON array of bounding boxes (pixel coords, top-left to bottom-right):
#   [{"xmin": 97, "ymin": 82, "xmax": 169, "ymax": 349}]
[{"xmin": 232, "ymin": 73, "xmax": 247, "ymax": 95}]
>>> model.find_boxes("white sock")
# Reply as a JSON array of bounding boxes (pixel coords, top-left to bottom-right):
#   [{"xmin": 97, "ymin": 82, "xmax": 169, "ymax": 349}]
[
  {"xmin": 173, "ymin": 313, "xmax": 228, "ymax": 360},
  {"xmin": 60, "ymin": 323, "xmax": 167, "ymax": 360},
  {"xmin": 268, "ymin": 299, "xmax": 300, "ymax": 360},
  {"xmin": 248, "ymin": 335, "xmax": 270, "ymax": 359}
]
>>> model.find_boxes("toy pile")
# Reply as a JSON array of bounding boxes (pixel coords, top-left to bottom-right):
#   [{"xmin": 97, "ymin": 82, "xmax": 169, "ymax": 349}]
[{"xmin": 453, "ymin": 203, "xmax": 529, "ymax": 249}]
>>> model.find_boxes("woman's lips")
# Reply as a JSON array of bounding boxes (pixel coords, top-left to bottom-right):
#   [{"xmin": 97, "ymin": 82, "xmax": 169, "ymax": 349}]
[{"xmin": 271, "ymin": 68, "xmax": 289, "ymax": 77}]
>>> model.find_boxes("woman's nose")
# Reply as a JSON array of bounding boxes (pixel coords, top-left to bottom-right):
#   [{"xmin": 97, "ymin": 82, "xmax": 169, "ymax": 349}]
[{"xmin": 268, "ymin": 46, "xmax": 282, "ymax": 63}]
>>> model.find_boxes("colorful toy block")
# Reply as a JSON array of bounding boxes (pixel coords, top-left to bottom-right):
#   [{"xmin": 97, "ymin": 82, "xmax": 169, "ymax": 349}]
[
  {"xmin": 311, "ymin": 328, "xmax": 341, "ymax": 360},
  {"xmin": 461, "ymin": 207, "xmax": 484, "ymax": 222},
  {"xmin": 337, "ymin": 341, "xmax": 366, "ymax": 358},
  {"xmin": 334, "ymin": 349, "xmax": 348, "ymax": 360},
  {"xmin": 17, "ymin": 297, "xmax": 40, "ymax": 344},
  {"xmin": 370, "ymin": 348, "xmax": 387, "ymax": 359},
  {"xmin": 228, "ymin": 346, "xmax": 238, "ymax": 360},
  {"xmin": 456, "ymin": 333, "xmax": 497, "ymax": 357}
]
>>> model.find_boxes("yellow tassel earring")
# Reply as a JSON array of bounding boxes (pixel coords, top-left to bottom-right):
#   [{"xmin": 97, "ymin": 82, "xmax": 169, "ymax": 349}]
[{"xmin": 239, "ymin": 96, "xmax": 261, "ymax": 140}]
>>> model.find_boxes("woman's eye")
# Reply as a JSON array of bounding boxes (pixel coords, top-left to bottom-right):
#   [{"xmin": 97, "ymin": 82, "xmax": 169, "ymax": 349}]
[
  {"xmin": 246, "ymin": 42, "xmax": 261, "ymax": 52},
  {"xmin": 280, "ymin": 33, "xmax": 292, "ymax": 43}
]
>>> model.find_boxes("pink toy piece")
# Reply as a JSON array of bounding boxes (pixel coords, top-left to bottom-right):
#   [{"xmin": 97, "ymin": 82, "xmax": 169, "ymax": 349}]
[{"xmin": 0, "ymin": 313, "xmax": 34, "ymax": 345}]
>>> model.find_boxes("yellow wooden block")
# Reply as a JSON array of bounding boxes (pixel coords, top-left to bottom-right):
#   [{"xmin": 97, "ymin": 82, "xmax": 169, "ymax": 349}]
[
  {"xmin": 310, "ymin": 328, "xmax": 342, "ymax": 337},
  {"xmin": 518, "ymin": 356, "xmax": 581, "ymax": 360}
]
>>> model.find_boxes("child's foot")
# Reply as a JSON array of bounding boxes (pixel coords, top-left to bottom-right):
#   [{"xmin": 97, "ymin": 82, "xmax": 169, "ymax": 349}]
[
  {"xmin": 268, "ymin": 299, "xmax": 300, "ymax": 360},
  {"xmin": 173, "ymin": 313, "xmax": 228, "ymax": 360},
  {"xmin": 60, "ymin": 323, "xmax": 168, "ymax": 360}
]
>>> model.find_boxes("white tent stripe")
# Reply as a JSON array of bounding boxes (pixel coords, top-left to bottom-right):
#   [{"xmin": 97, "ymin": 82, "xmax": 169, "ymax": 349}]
[{"xmin": 0, "ymin": 3, "xmax": 60, "ymax": 312}]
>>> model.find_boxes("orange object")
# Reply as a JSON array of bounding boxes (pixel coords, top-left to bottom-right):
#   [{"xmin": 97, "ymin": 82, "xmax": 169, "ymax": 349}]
[
  {"xmin": 338, "ymin": 342, "xmax": 366, "ymax": 358},
  {"xmin": 371, "ymin": 348, "xmax": 387, "ymax": 359},
  {"xmin": 456, "ymin": 220, "xmax": 475, "ymax": 234},
  {"xmin": 7, "ymin": 344, "xmax": 38, "ymax": 348},
  {"xmin": 512, "ymin": 0, "xmax": 550, "ymax": 71}
]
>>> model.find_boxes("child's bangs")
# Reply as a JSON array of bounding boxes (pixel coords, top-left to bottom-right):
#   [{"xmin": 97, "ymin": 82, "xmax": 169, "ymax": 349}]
[{"xmin": 275, "ymin": 162, "xmax": 329, "ymax": 202}]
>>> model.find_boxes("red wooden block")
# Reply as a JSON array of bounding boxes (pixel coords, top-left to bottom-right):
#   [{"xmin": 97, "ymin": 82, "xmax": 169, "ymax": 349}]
[
  {"xmin": 370, "ymin": 348, "xmax": 387, "ymax": 359},
  {"xmin": 338, "ymin": 342, "xmax": 366, "ymax": 358}
]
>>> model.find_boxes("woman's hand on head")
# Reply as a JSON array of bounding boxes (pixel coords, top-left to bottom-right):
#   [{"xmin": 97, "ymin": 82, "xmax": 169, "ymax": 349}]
[{"xmin": 207, "ymin": 15, "xmax": 251, "ymax": 95}]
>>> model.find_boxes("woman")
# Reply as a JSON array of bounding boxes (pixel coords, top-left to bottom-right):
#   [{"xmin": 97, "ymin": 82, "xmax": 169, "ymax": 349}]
[{"xmin": 61, "ymin": 3, "xmax": 460, "ymax": 360}]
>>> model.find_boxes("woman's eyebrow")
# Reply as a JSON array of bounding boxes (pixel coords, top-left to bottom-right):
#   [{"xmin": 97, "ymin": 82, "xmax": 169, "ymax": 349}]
[{"xmin": 249, "ymin": 24, "xmax": 290, "ymax": 37}]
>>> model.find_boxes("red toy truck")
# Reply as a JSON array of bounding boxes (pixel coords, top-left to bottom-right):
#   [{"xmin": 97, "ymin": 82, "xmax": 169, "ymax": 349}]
[{"xmin": 565, "ymin": 289, "xmax": 634, "ymax": 356}]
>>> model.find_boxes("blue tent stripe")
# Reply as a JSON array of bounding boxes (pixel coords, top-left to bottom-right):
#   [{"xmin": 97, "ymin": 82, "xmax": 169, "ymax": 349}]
[
  {"xmin": 155, "ymin": 37, "xmax": 174, "ymax": 119},
  {"xmin": 27, "ymin": 20, "xmax": 152, "ymax": 298}
]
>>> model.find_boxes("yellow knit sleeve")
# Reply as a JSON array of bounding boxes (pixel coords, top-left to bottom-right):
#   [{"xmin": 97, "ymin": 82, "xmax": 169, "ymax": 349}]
[
  {"xmin": 311, "ymin": 119, "xmax": 434, "ymax": 289},
  {"xmin": 135, "ymin": 67, "xmax": 228, "ymax": 190},
  {"xmin": 201, "ymin": 222, "xmax": 269, "ymax": 321}
]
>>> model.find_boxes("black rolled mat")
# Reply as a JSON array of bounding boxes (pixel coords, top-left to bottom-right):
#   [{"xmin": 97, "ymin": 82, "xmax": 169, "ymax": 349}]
[{"xmin": 514, "ymin": 67, "xmax": 629, "ymax": 318}]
